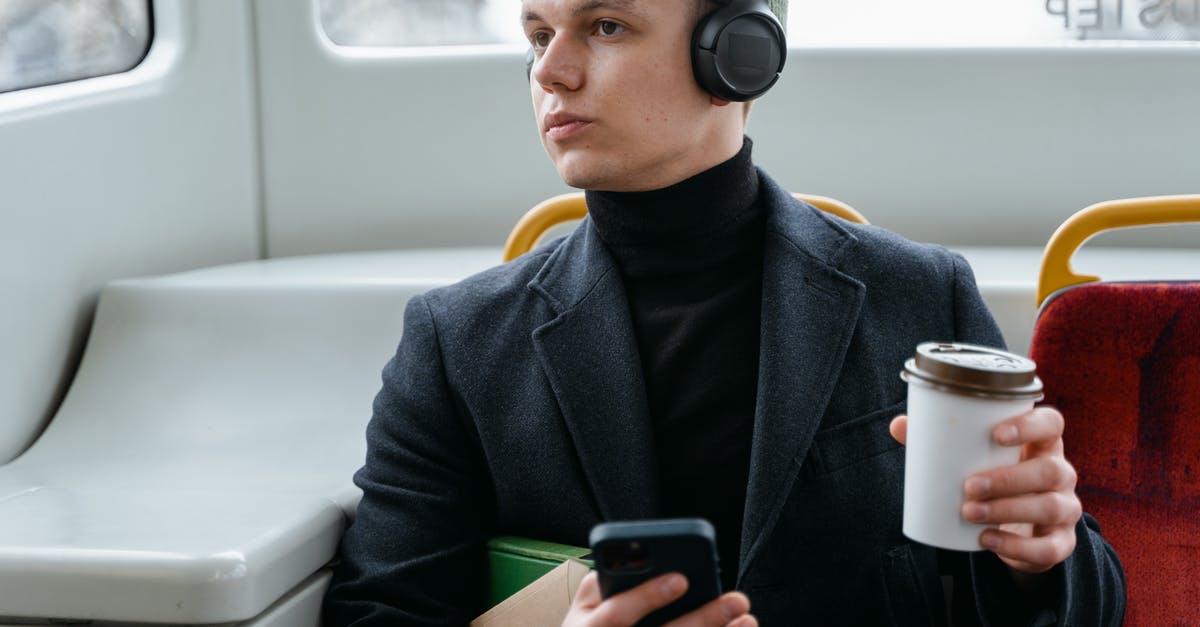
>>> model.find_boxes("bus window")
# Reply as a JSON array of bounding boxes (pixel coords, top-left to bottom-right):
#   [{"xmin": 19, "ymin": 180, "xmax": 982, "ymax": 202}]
[
  {"xmin": 319, "ymin": 0, "xmax": 525, "ymax": 47},
  {"xmin": 0, "ymin": 0, "xmax": 153, "ymax": 94},
  {"xmin": 317, "ymin": 0, "xmax": 1198, "ymax": 48},
  {"xmin": 789, "ymin": 0, "xmax": 1200, "ymax": 44}
]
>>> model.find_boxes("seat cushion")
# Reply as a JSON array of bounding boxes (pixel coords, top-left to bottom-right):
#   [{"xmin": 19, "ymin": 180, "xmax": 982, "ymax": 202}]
[
  {"xmin": 1030, "ymin": 281, "xmax": 1200, "ymax": 626},
  {"xmin": 0, "ymin": 487, "xmax": 342, "ymax": 623}
]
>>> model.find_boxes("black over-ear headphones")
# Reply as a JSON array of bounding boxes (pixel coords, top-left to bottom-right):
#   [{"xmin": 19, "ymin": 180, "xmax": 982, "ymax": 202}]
[
  {"xmin": 527, "ymin": 0, "xmax": 786, "ymax": 102},
  {"xmin": 692, "ymin": 0, "xmax": 786, "ymax": 101}
]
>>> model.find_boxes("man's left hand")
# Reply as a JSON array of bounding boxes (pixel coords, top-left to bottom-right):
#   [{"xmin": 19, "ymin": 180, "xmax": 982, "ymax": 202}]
[{"xmin": 890, "ymin": 406, "xmax": 1081, "ymax": 574}]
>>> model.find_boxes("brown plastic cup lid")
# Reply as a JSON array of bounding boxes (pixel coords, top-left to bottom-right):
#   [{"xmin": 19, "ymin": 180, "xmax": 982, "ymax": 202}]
[{"xmin": 901, "ymin": 342, "xmax": 1043, "ymax": 400}]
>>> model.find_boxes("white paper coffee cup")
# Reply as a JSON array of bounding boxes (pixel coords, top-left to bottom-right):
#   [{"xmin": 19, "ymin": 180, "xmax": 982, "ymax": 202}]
[{"xmin": 900, "ymin": 342, "xmax": 1043, "ymax": 551}]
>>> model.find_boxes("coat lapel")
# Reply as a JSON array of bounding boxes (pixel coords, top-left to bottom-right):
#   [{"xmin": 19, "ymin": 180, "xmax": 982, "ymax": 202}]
[
  {"xmin": 529, "ymin": 220, "xmax": 660, "ymax": 522},
  {"xmin": 738, "ymin": 177, "xmax": 866, "ymax": 581}
]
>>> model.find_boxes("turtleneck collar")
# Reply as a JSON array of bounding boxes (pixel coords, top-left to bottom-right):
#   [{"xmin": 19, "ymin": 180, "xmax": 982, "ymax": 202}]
[
  {"xmin": 586, "ymin": 137, "xmax": 759, "ymax": 247},
  {"xmin": 584, "ymin": 137, "xmax": 763, "ymax": 279}
]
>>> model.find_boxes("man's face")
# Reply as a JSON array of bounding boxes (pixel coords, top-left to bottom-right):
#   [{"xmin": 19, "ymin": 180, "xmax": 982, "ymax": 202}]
[{"xmin": 523, "ymin": 0, "xmax": 740, "ymax": 192}]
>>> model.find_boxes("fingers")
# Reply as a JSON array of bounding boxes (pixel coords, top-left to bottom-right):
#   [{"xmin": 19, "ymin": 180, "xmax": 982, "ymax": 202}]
[
  {"xmin": 589, "ymin": 572, "xmax": 688, "ymax": 626},
  {"xmin": 958, "ymin": 405, "xmax": 1081, "ymax": 575},
  {"xmin": 992, "ymin": 407, "xmax": 1064, "ymax": 455},
  {"xmin": 962, "ymin": 490, "xmax": 1082, "ymax": 527},
  {"xmin": 980, "ymin": 526, "xmax": 1078, "ymax": 574},
  {"xmin": 569, "ymin": 574, "xmax": 754, "ymax": 627},
  {"xmin": 663, "ymin": 592, "xmax": 754, "ymax": 627},
  {"xmin": 964, "ymin": 455, "xmax": 1077, "ymax": 500},
  {"xmin": 896, "ymin": 407, "xmax": 1064, "ymax": 452},
  {"xmin": 895, "ymin": 405, "xmax": 1076, "ymax": 576},
  {"xmin": 889, "ymin": 415, "xmax": 907, "ymax": 445}
]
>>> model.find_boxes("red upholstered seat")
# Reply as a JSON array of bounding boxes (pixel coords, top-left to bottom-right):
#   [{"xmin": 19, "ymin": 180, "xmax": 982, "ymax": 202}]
[{"xmin": 1031, "ymin": 281, "xmax": 1200, "ymax": 625}]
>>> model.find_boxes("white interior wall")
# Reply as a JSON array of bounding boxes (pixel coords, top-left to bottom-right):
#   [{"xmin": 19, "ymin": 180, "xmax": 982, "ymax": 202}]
[
  {"xmin": 253, "ymin": 0, "xmax": 571, "ymax": 257},
  {"xmin": 253, "ymin": 0, "xmax": 1199, "ymax": 255},
  {"xmin": 749, "ymin": 46, "xmax": 1200, "ymax": 248},
  {"xmin": 0, "ymin": 0, "xmax": 261, "ymax": 463}
]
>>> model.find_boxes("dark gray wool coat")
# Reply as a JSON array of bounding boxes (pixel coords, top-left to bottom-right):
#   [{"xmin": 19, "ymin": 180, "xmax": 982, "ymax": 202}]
[{"xmin": 324, "ymin": 171, "xmax": 1125, "ymax": 626}]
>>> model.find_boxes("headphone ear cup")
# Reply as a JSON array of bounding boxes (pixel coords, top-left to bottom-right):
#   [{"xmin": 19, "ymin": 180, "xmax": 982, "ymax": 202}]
[{"xmin": 691, "ymin": 1, "xmax": 786, "ymax": 101}]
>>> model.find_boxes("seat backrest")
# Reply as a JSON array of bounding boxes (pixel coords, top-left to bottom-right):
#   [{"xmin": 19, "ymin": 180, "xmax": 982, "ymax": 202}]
[
  {"xmin": 0, "ymin": 250, "xmax": 500, "ymax": 624},
  {"xmin": 501, "ymin": 191, "xmax": 869, "ymax": 262},
  {"xmin": 1029, "ymin": 195, "xmax": 1200, "ymax": 626}
]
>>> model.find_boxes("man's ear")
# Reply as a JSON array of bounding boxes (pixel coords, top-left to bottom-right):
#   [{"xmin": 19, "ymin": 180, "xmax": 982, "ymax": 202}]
[{"xmin": 711, "ymin": 96, "xmax": 733, "ymax": 107}]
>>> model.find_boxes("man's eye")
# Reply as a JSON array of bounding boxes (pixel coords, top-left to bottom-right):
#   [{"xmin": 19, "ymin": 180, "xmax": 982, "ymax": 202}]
[
  {"xmin": 530, "ymin": 31, "xmax": 551, "ymax": 49},
  {"xmin": 597, "ymin": 20, "xmax": 624, "ymax": 36}
]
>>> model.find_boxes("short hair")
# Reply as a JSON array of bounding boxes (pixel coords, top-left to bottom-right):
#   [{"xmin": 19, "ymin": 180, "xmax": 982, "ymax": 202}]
[{"xmin": 697, "ymin": 0, "xmax": 789, "ymax": 25}]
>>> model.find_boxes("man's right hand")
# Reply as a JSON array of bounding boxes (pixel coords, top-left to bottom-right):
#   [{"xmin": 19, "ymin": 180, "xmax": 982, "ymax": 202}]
[{"xmin": 562, "ymin": 571, "xmax": 757, "ymax": 627}]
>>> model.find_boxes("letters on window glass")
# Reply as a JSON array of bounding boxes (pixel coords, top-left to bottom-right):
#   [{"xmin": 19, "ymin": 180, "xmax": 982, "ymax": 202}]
[
  {"xmin": 1043, "ymin": 0, "xmax": 1200, "ymax": 40},
  {"xmin": 316, "ymin": 0, "xmax": 1199, "ymax": 47}
]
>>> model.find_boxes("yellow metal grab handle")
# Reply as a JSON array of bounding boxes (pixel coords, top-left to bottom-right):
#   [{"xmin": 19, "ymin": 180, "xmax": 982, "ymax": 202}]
[
  {"xmin": 793, "ymin": 193, "xmax": 870, "ymax": 227},
  {"xmin": 502, "ymin": 192, "xmax": 868, "ymax": 262},
  {"xmin": 1036, "ymin": 194, "xmax": 1200, "ymax": 307},
  {"xmin": 502, "ymin": 193, "xmax": 589, "ymax": 263}
]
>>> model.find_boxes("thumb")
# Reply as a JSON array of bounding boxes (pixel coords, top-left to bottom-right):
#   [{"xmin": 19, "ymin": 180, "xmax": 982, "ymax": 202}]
[
  {"xmin": 571, "ymin": 571, "xmax": 602, "ymax": 610},
  {"xmin": 889, "ymin": 415, "xmax": 908, "ymax": 445}
]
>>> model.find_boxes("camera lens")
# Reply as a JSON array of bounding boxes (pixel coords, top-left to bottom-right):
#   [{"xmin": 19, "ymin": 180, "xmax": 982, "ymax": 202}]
[{"xmin": 600, "ymin": 540, "xmax": 650, "ymax": 572}]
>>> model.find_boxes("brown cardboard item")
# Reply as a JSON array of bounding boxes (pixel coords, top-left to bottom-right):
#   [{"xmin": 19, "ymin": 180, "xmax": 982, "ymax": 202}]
[{"xmin": 472, "ymin": 560, "xmax": 591, "ymax": 626}]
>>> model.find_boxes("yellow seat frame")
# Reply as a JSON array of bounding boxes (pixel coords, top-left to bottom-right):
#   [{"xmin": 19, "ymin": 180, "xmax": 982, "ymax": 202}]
[
  {"xmin": 1037, "ymin": 195, "xmax": 1200, "ymax": 307},
  {"xmin": 502, "ymin": 192, "xmax": 869, "ymax": 262}
]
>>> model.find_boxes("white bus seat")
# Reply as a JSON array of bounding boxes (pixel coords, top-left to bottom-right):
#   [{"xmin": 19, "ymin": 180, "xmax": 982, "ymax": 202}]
[{"xmin": 0, "ymin": 249, "xmax": 497, "ymax": 624}]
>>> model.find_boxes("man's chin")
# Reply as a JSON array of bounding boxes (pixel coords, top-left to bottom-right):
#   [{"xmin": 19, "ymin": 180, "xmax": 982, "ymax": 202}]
[{"xmin": 554, "ymin": 161, "xmax": 607, "ymax": 191}]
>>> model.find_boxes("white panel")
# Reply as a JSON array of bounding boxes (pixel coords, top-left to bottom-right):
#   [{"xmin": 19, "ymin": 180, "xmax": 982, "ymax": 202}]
[
  {"xmin": 0, "ymin": 250, "xmax": 496, "ymax": 623},
  {"xmin": 0, "ymin": 488, "xmax": 340, "ymax": 623},
  {"xmin": 0, "ymin": 1, "xmax": 261, "ymax": 463},
  {"xmin": 15, "ymin": 251, "xmax": 494, "ymax": 496},
  {"xmin": 751, "ymin": 45, "xmax": 1200, "ymax": 247},
  {"xmin": 254, "ymin": 0, "xmax": 1199, "ymax": 256},
  {"xmin": 253, "ymin": 0, "xmax": 572, "ymax": 256},
  {"xmin": 237, "ymin": 569, "xmax": 329, "ymax": 627}
]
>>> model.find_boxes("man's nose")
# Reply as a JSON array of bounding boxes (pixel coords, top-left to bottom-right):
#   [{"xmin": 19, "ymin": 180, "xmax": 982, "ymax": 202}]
[{"xmin": 531, "ymin": 37, "xmax": 584, "ymax": 93}]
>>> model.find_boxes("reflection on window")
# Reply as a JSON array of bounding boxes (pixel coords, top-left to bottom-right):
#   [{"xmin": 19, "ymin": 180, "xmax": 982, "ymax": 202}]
[
  {"xmin": 789, "ymin": 0, "xmax": 1199, "ymax": 44},
  {"xmin": 320, "ymin": 0, "xmax": 525, "ymax": 46},
  {"xmin": 1042, "ymin": 0, "xmax": 1200, "ymax": 41},
  {"xmin": 0, "ymin": 0, "xmax": 152, "ymax": 94},
  {"xmin": 319, "ymin": 0, "xmax": 1199, "ymax": 47}
]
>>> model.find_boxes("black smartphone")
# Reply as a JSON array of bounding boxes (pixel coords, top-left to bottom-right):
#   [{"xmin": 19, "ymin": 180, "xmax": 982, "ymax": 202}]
[{"xmin": 589, "ymin": 518, "xmax": 721, "ymax": 626}]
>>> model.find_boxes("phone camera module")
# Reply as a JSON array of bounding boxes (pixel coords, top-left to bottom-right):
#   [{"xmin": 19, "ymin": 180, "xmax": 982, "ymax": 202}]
[{"xmin": 599, "ymin": 540, "xmax": 651, "ymax": 572}]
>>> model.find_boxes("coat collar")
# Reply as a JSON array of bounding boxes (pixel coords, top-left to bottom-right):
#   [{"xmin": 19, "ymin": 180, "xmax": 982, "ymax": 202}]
[
  {"xmin": 528, "ymin": 221, "xmax": 661, "ymax": 522},
  {"xmin": 527, "ymin": 172, "xmax": 866, "ymax": 576},
  {"xmin": 737, "ymin": 175, "xmax": 866, "ymax": 582}
]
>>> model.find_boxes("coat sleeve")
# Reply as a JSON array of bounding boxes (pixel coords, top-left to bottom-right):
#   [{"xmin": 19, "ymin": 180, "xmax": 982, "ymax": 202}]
[
  {"xmin": 945, "ymin": 253, "xmax": 1127, "ymax": 626},
  {"xmin": 323, "ymin": 294, "xmax": 493, "ymax": 626}
]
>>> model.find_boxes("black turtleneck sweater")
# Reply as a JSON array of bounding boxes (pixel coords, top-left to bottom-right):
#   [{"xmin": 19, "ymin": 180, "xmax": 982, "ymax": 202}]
[{"xmin": 585, "ymin": 139, "xmax": 763, "ymax": 591}]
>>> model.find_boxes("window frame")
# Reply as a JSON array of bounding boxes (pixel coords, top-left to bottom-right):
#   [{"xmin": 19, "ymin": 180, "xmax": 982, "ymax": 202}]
[{"xmin": 0, "ymin": 0, "xmax": 179, "ymax": 120}]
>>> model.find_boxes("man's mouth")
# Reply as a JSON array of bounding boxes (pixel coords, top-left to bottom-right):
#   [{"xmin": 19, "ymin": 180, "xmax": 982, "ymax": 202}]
[{"xmin": 544, "ymin": 112, "xmax": 592, "ymax": 141}]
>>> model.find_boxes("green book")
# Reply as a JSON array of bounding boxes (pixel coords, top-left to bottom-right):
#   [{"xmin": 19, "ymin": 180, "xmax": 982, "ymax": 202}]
[{"xmin": 486, "ymin": 536, "xmax": 592, "ymax": 607}]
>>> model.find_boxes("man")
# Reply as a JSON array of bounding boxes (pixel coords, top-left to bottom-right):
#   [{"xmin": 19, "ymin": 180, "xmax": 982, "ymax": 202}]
[{"xmin": 324, "ymin": 0, "xmax": 1125, "ymax": 624}]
